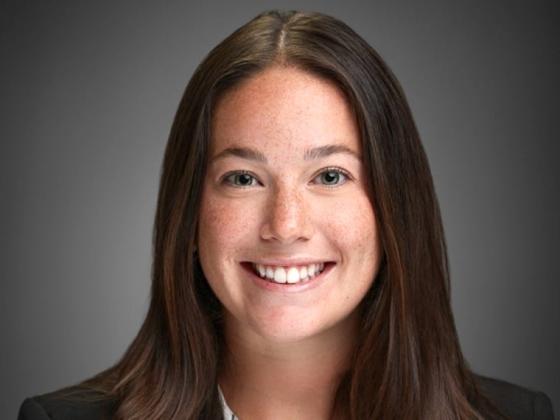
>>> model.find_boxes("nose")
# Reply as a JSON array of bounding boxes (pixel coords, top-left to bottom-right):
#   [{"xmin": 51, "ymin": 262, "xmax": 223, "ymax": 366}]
[{"xmin": 260, "ymin": 184, "xmax": 314, "ymax": 243}]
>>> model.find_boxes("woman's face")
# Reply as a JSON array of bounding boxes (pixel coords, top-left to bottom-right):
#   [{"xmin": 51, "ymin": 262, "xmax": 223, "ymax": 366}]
[{"xmin": 197, "ymin": 66, "xmax": 382, "ymax": 343}]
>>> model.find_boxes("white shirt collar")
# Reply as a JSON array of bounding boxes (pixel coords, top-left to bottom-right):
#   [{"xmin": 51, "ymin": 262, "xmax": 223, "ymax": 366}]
[{"xmin": 218, "ymin": 385, "xmax": 238, "ymax": 419}]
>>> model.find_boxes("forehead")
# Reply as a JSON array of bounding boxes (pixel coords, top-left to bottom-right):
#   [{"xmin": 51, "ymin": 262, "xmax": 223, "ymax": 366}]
[{"xmin": 209, "ymin": 66, "xmax": 360, "ymax": 157}]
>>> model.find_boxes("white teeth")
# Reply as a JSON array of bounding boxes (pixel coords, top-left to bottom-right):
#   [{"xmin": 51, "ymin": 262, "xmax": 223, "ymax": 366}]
[
  {"xmin": 274, "ymin": 267, "xmax": 287, "ymax": 283},
  {"xmin": 287, "ymin": 267, "xmax": 300, "ymax": 284},
  {"xmin": 266, "ymin": 266, "xmax": 274, "ymax": 279},
  {"xmin": 253, "ymin": 263, "xmax": 327, "ymax": 284},
  {"xmin": 307, "ymin": 264, "xmax": 316, "ymax": 277}
]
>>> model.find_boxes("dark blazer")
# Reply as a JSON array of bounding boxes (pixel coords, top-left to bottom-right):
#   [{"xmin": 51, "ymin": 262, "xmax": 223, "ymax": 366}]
[{"xmin": 18, "ymin": 374, "xmax": 555, "ymax": 419}]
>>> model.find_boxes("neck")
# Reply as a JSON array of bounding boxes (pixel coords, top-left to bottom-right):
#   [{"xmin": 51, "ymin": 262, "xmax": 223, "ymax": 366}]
[{"xmin": 218, "ymin": 312, "xmax": 359, "ymax": 419}]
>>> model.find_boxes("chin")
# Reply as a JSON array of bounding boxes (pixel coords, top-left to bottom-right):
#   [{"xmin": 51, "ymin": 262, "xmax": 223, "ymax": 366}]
[
  {"xmin": 246, "ymin": 310, "xmax": 332, "ymax": 343},
  {"xmin": 257, "ymin": 326, "xmax": 321, "ymax": 344}
]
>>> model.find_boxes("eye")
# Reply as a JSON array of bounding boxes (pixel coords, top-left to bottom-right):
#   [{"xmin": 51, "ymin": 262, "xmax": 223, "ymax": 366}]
[
  {"xmin": 312, "ymin": 167, "xmax": 351, "ymax": 187},
  {"xmin": 220, "ymin": 167, "xmax": 351, "ymax": 189},
  {"xmin": 221, "ymin": 170, "xmax": 260, "ymax": 188}
]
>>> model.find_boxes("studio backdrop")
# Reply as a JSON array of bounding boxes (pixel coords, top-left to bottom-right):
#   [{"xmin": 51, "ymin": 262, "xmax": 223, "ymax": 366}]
[{"xmin": 2, "ymin": 1, "xmax": 558, "ymax": 418}]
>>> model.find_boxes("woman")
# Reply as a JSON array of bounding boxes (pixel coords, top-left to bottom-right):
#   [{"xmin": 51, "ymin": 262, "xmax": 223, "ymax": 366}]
[{"xmin": 18, "ymin": 9, "xmax": 554, "ymax": 420}]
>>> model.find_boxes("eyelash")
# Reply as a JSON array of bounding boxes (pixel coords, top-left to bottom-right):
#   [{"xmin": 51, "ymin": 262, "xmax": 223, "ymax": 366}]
[{"xmin": 220, "ymin": 167, "xmax": 352, "ymax": 189}]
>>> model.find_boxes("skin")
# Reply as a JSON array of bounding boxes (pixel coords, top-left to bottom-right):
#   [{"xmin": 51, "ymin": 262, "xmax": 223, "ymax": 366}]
[{"xmin": 197, "ymin": 65, "xmax": 382, "ymax": 419}]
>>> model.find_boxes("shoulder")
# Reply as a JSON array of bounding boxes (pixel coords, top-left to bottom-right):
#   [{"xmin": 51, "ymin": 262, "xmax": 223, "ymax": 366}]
[
  {"xmin": 18, "ymin": 386, "xmax": 116, "ymax": 420},
  {"xmin": 18, "ymin": 376, "xmax": 555, "ymax": 420},
  {"xmin": 473, "ymin": 374, "xmax": 555, "ymax": 420}
]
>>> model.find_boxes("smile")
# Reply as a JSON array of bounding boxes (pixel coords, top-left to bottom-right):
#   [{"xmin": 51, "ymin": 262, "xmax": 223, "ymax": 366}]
[
  {"xmin": 252, "ymin": 262, "xmax": 326, "ymax": 284},
  {"xmin": 240, "ymin": 261, "xmax": 337, "ymax": 291}
]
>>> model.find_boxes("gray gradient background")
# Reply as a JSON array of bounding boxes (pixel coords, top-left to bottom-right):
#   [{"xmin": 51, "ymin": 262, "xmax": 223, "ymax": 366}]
[{"xmin": 2, "ymin": 1, "xmax": 559, "ymax": 418}]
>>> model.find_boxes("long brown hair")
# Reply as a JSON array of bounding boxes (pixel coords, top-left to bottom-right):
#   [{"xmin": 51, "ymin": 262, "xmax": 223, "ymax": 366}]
[{"xmin": 78, "ymin": 9, "xmax": 507, "ymax": 419}]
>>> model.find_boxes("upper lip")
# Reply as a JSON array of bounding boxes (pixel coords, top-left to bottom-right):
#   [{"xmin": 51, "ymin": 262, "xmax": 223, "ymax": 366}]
[{"xmin": 244, "ymin": 258, "xmax": 336, "ymax": 266}]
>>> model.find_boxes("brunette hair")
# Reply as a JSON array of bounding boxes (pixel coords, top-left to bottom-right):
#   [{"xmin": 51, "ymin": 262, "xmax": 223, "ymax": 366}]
[{"xmin": 78, "ymin": 9, "xmax": 507, "ymax": 419}]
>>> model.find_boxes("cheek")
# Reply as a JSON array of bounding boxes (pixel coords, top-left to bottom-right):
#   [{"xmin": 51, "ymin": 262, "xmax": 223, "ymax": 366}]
[
  {"xmin": 198, "ymin": 193, "xmax": 256, "ymax": 254},
  {"xmin": 325, "ymin": 195, "xmax": 378, "ymax": 252},
  {"xmin": 325, "ymin": 195, "xmax": 380, "ymax": 300}
]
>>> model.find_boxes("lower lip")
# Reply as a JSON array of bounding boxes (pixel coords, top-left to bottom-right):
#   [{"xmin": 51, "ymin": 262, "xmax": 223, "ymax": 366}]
[{"xmin": 240, "ymin": 262, "xmax": 336, "ymax": 293}]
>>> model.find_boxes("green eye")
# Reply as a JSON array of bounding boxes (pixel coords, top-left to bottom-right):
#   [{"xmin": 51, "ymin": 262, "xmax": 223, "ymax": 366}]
[
  {"xmin": 222, "ymin": 171, "xmax": 259, "ymax": 187},
  {"xmin": 315, "ymin": 168, "xmax": 348, "ymax": 186},
  {"xmin": 221, "ymin": 167, "xmax": 351, "ymax": 189},
  {"xmin": 313, "ymin": 167, "xmax": 350, "ymax": 187}
]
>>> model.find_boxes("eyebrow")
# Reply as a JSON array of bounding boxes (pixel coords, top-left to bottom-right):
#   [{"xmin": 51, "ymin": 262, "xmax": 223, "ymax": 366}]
[{"xmin": 209, "ymin": 144, "xmax": 361, "ymax": 164}]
